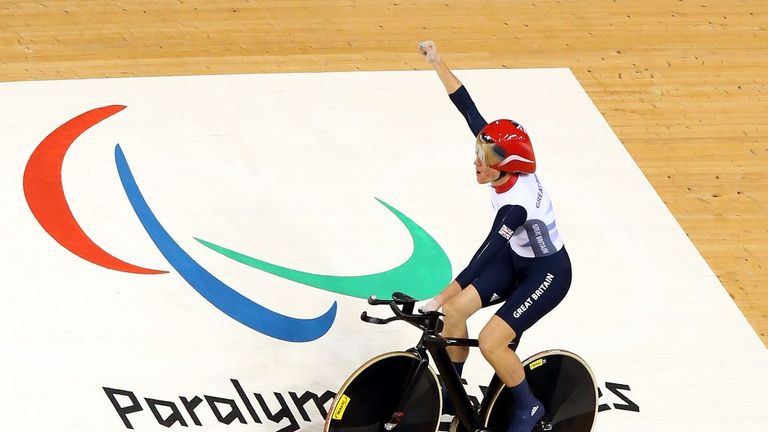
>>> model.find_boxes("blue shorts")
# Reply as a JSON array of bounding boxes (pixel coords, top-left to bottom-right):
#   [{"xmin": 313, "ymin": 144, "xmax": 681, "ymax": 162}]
[{"xmin": 470, "ymin": 247, "xmax": 571, "ymax": 334}]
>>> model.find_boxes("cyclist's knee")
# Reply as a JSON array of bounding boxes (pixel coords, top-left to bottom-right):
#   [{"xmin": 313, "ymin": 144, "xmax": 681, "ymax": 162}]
[
  {"xmin": 478, "ymin": 318, "xmax": 516, "ymax": 360},
  {"xmin": 478, "ymin": 329, "xmax": 503, "ymax": 360}
]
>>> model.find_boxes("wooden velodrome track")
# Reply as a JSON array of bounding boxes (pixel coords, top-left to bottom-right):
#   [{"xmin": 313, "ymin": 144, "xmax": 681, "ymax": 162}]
[{"xmin": 2, "ymin": 1, "xmax": 765, "ymax": 346}]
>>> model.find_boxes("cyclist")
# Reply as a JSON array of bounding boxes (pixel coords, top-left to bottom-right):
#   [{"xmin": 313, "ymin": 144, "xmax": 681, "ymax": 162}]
[{"xmin": 417, "ymin": 40, "xmax": 572, "ymax": 432}]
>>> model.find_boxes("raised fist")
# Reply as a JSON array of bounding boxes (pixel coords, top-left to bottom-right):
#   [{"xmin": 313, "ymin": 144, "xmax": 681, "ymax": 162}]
[{"xmin": 418, "ymin": 40, "xmax": 441, "ymax": 64}]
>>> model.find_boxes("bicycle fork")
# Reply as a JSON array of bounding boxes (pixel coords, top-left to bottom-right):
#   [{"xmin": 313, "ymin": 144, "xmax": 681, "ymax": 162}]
[{"xmin": 383, "ymin": 349, "xmax": 429, "ymax": 431}]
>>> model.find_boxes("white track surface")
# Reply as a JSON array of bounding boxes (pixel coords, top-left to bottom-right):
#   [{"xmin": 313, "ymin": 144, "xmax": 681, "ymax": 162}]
[{"xmin": 1, "ymin": 69, "xmax": 766, "ymax": 431}]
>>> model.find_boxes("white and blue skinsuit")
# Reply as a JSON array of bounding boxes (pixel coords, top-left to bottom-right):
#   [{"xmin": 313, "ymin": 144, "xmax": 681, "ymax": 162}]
[{"xmin": 449, "ymin": 85, "xmax": 572, "ymax": 334}]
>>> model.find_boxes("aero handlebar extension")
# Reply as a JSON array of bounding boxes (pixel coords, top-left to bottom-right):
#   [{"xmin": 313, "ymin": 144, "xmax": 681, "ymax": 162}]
[{"xmin": 360, "ymin": 292, "xmax": 444, "ymax": 332}]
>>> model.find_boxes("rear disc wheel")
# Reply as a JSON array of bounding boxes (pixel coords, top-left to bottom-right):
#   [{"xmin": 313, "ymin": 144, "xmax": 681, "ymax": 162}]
[{"xmin": 484, "ymin": 350, "xmax": 598, "ymax": 432}]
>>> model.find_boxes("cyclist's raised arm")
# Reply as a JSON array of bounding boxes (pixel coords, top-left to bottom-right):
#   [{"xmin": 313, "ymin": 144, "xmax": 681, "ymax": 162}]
[
  {"xmin": 449, "ymin": 86, "xmax": 488, "ymax": 137},
  {"xmin": 419, "ymin": 40, "xmax": 488, "ymax": 136},
  {"xmin": 418, "ymin": 40, "xmax": 461, "ymax": 93}
]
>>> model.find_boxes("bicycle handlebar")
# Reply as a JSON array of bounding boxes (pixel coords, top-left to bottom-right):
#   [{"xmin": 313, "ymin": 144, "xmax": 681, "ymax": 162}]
[
  {"xmin": 360, "ymin": 311, "xmax": 400, "ymax": 325},
  {"xmin": 361, "ymin": 293, "xmax": 518, "ymax": 351},
  {"xmin": 361, "ymin": 292, "xmax": 444, "ymax": 332},
  {"xmin": 366, "ymin": 296, "xmax": 391, "ymax": 306}
]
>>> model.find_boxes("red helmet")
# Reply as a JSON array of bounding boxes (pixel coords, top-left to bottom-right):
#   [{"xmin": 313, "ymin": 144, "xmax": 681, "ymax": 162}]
[{"xmin": 475, "ymin": 119, "xmax": 536, "ymax": 173}]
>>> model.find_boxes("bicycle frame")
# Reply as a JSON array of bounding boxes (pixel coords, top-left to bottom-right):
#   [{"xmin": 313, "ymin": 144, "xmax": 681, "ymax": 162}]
[
  {"xmin": 352, "ymin": 293, "xmax": 597, "ymax": 432},
  {"xmin": 425, "ymin": 334, "xmax": 483, "ymax": 431},
  {"xmin": 366, "ymin": 293, "xmax": 519, "ymax": 432}
]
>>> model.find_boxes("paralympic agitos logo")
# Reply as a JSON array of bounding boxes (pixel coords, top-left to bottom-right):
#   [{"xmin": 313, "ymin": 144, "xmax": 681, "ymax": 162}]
[{"xmin": 23, "ymin": 105, "xmax": 451, "ymax": 342}]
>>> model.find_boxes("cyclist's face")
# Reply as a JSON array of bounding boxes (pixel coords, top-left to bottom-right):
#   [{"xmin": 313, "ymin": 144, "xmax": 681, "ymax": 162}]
[{"xmin": 475, "ymin": 156, "xmax": 500, "ymax": 184}]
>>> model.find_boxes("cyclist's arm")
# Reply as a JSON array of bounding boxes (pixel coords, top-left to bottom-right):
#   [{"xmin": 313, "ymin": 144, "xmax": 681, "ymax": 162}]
[
  {"xmin": 449, "ymin": 85, "xmax": 488, "ymax": 137},
  {"xmin": 455, "ymin": 204, "xmax": 527, "ymax": 288},
  {"xmin": 419, "ymin": 40, "xmax": 487, "ymax": 136},
  {"xmin": 423, "ymin": 205, "xmax": 525, "ymax": 311},
  {"xmin": 419, "ymin": 40, "xmax": 462, "ymax": 94},
  {"xmin": 433, "ymin": 58, "xmax": 463, "ymax": 94},
  {"xmin": 420, "ymin": 280, "xmax": 462, "ymax": 313}
]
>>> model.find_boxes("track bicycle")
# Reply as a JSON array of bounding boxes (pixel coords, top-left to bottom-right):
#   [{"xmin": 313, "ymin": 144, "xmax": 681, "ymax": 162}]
[{"xmin": 324, "ymin": 292, "xmax": 598, "ymax": 432}]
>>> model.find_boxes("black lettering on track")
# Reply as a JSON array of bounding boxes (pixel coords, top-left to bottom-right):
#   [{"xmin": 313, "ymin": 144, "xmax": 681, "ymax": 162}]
[
  {"xmin": 597, "ymin": 387, "xmax": 611, "ymax": 412},
  {"xmin": 103, "ymin": 387, "xmax": 143, "ymax": 429},
  {"xmin": 205, "ymin": 395, "xmax": 247, "ymax": 425},
  {"xmin": 146, "ymin": 398, "xmax": 189, "ymax": 427},
  {"xmin": 255, "ymin": 393, "xmax": 300, "ymax": 432},
  {"xmin": 289, "ymin": 390, "xmax": 336, "ymax": 421},
  {"xmin": 606, "ymin": 382, "xmax": 640, "ymax": 412},
  {"xmin": 180, "ymin": 396, "xmax": 204, "ymax": 426}
]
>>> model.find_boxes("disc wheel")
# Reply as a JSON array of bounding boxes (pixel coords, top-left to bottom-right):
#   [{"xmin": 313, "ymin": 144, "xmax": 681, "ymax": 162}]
[
  {"xmin": 325, "ymin": 351, "xmax": 442, "ymax": 432},
  {"xmin": 484, "ymin": 350, "xmax": 598, "ymax": 432}
]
